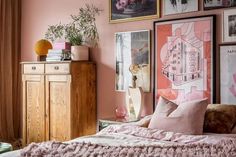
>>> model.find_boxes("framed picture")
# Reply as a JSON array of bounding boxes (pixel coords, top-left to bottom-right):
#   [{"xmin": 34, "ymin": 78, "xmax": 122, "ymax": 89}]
[
  {"xmin": 153, "ymin": 15, "xmax": 216, "ymax": 106},
  {"xmin": 223, "ymin": 9, "xmax": 236, "ymax": 42},
  {"xmin": 204, "ymin": 0, "xmax": 236, "ymax": 10},
  {"xmin": 163, "ymin": 0, "xmax": 198, "ymax": 16},
  {"xmin": 115, "ymin": 30, "xmax": 151, "ymax": 92},
  {"xmin": 110, "ymin": 0, "xmax": 159, "ymax": 23},
  {"xmin": 220, "ymin": 44, "xmax": 236, "ymax": 104}
]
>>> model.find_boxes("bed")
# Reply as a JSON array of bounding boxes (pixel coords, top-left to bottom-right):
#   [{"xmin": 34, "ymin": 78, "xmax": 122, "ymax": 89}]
[
  {"xmin": 2, "ymin": 124, "xmax": 236, "ymax": 156},
  {"xmin": 2, "ymin": 99, "xmax": 236, "ymax": 156}
]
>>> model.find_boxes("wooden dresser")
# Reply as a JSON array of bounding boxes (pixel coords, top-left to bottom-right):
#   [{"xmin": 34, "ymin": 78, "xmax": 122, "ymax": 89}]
[{"xmin": 21, "ymin": 61, "xmax": 96, "ymax": 146}]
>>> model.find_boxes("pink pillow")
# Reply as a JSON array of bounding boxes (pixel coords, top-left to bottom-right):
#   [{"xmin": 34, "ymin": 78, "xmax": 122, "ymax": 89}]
[
  {"xmin": 148, "ymin": 99, "xmax": 208, "ymax": 135},
  {"xmin": 148, "ymin": 96, "xmax": 178, "ymax": 127}
]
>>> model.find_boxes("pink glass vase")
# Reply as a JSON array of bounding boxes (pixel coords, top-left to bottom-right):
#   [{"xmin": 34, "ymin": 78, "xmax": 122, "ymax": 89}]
[{"xmin": 115, "ymin": 106, "xmax": 127, "ymax": 119}]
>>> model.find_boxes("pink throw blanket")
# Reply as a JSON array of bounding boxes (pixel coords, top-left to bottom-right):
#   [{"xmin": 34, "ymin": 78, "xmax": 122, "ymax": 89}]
[{"xmin": 21, "ymin": 125, "xmax": 236, "ymax": 157}]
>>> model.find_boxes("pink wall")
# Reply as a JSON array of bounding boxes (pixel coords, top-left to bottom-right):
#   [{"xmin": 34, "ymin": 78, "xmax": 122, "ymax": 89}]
[{"xmin": 21, "ymin": 0, "xmax": 222, "ymax": 119}]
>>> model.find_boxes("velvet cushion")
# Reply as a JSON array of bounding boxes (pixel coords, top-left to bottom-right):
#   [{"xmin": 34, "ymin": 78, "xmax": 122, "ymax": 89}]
[
  {"xmin": 148, "ymin": 96, "xmax": 177, "ymax": 129},
  {"xmin": 149, "ymin": 99, "xmax": 208, "ymax": 135},
  {"xmin": 153, "ymin": 96, "xmax": 178, "ymax": 116},
  {"xmin": 204, "ymin": 104, "xmax": 236, "ymax": 133},
  {"xmin": 231, "ymin": 126, "xmax": 236, "ymax": 134},
  {"xmin": 127, "ymin": 115, "xmax": 153, "ymax": 128}
]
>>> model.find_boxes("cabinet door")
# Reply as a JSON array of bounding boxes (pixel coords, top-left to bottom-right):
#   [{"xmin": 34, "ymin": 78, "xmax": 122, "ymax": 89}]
[
  {"xmin": 22, "ymin": 75, "xmax": 45, "ymax": 145},
  {"xmin": 46, "ymin": 75, "xmax": 71, "ymax": 141}
]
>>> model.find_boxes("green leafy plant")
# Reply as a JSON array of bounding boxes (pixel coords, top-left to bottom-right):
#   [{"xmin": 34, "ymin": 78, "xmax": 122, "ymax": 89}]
[
  {"xmin": 45, "ymin": 4, "xmax": 101, "ymax": 46},
  {"xmin": 45, "ymin": 23, "xmax": 64, "ymax": 42},
  {"xmin": 64, "ymin": 23, "xmax": 83, "ymax": 46}
]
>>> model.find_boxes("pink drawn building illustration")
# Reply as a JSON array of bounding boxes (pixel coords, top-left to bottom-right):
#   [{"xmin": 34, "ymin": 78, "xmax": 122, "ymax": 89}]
[{"xmin": 162, "ymin": 36, "xmax": 202, "ymax": 86}]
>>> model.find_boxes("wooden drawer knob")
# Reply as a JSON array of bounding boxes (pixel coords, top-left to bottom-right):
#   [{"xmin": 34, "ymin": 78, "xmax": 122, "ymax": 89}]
[
  {"xmin": 54, "ymin": 66, "xmax": 59, "ymax": 70},
  {"xmin": 31, "ymin": 66, "xmax": 36, "ymax": 70}
]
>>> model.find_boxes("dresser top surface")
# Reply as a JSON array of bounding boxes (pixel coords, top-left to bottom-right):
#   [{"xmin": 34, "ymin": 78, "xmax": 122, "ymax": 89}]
[{"xmin": 21, "ymin": 61, "xmax": 94, "ymax": 64}]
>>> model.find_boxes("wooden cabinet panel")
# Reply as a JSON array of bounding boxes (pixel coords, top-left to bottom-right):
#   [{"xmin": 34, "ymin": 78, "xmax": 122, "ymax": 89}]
[
  {"xmin": 71, "ymin": 62, "xmax": 97, "ymax": 137},
  {"xmin": 46, "ymin": 75, "xmax": 71, "ymax": 141},
  {"xmin": 22, "ymin": 75, "xmax": 45, "ymax": 145},
  {"xmin": 45, "ymin": 63, "xmax": 70, "ymax": 74},
  {"xmin": 23, "ymin": 64, "xmax": 44, "ymax": 74},
  {"xmin": 22, "ymin": 61, "xmax": 96, "ymax": 146}
]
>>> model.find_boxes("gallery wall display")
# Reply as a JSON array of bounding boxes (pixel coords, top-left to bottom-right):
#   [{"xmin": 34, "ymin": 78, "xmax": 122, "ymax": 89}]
[
  {"xmin": 115, "ymin": 30, "xmax": 151, "ymax": 92},
  {"xmin": 163, "ymin": 0, "xmax": 198, "ymax": 16},
  {"xmin": 220, "ymin": 44, "xmax": 236, "ymax": 104},
  {"xmin": 223, "ymin": 9, "xmax": 236, "ymax": 42},
  {"xmin": 110, "ymin": 0, "xmax": 159, "ymax": 23},
  {"xmin": 154, "ymin": 15, "xmax": 216, "ymax": 106},
  {"xmin": 204, "ymin": 0, "xmax": 236, "ymax": 10}
]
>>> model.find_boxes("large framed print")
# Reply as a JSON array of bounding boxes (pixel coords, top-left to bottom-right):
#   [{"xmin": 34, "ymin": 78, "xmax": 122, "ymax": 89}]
[
  {"xmin": 115, "ymin": 30, "xmax": 151, "ymax": 92},
  {"xmin": 220, "ymin": 44, "xmax": 236, "ymax": 104},
  {"xmin": 154, "ymin": 15, "xmax": 216, "ymax": 106},
  {"xmin": 223, "ymin": 9, "xmax": 236, "ymax": 42},
  {"xmin": 204, "ymin": 0, "xmax": 236, "ymax": 10},
  {"xmin": 163, "ymin": 0, "xmax": 198, "ymax": 16},
  {"xmin": 110, "ymin": 0, "xmax": 159, "ymax": 23}
]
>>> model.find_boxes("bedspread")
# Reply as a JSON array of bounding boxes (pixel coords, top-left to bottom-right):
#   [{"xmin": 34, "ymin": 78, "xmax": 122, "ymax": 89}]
[{"xmin": 20, "ymin": 125, "xmax": 236, "ymax": 157}]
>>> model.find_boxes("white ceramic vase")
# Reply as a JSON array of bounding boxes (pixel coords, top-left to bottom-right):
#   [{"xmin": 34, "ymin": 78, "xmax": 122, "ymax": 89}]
[
  {"xmin": 71, "ymin": 45, "xmax": 89, "ymax": 61},
  {"xmin": 125, "ymin": 87, "xmax": 144, "ymax": 120}
]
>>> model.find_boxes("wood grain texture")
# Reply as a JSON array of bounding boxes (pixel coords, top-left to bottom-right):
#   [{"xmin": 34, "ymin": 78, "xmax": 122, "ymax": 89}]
[
  {"xmin": 46, "ymin": 75, "xmax": 71, "ymax": 141},
  {"xmin": 71, "ymin": 62, "xmax": 97, "ymax": 138},
  {"xmin": 22, "ymin": 61, "xmax": 96, "ymax": 145},
  {"xmin": 22, "ymin": 75, "xmax": 45, "ymax": 145}
]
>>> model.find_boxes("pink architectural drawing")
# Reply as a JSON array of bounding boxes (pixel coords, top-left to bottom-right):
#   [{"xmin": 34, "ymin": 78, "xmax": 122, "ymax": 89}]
[
  {"xmin": 156, "ymin": 17, "xmax": 213, "ymax": 104},
  {"xmin": 161, "ymin": 36, "xmax": 201, "ymax": 85}
]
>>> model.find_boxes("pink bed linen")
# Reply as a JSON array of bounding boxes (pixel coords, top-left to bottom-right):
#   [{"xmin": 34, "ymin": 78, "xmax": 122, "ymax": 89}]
[{"xmin": 20, "ymin": 125, "xmax": 236, "ymax": 157}]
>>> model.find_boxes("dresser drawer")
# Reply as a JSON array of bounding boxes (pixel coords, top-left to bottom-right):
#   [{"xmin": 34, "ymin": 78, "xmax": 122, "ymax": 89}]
[
  {"xmin": 45, "ymin": 63, "xmax": 70, "ymax": 74},
  {"xmin": 23, "ymin": 64, "xmax": 44, "ymax": 74}
]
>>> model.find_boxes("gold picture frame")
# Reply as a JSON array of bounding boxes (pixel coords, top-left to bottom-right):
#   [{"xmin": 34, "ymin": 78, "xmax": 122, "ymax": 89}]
[{"xmin": 109, "ymin": 0, "xmax": 159, "ymax": 23}]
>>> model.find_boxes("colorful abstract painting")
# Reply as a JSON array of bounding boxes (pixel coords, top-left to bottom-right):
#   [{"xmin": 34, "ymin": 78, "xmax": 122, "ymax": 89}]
[
  {"xmin": 110, "ymin": 0, "xmax": 159, "ymax": 23},
  {"xmin": 220, "ymin": 45, "xmax": 236, "ymax": 104},
  {"xmin": 115, "ymin": 30, "xmax": 150, "ymax": 92},
  {"xmin": 154, "ymin": 16, "xmax": 215, "ymax": 105}
]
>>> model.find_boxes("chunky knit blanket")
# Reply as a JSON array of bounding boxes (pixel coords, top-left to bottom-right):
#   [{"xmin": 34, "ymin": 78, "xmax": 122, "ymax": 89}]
[{"xmin": 21, "ymin": 125, "xmax": 236, "ymax": 157}]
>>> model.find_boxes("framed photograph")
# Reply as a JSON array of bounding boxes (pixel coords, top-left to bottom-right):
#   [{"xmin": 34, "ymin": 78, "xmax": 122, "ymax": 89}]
[
  {"xmin": 220, "ymin": 44, "xmax": 236, "ymax": 104},
  {"xmin": 204, "ymin": 0, "xmax": 236, "ymax": 10},
  {"xmin": 163, "ymin": 0, "xmax": 198, "ymax": 16},
  {"xmin": 153, "ymin": 15, "xmax": 216, "ymax": 106},
  {"xmin": 110, "ymin": 0, "xmax": 159, "ymax": 23},
  {"xmin": 223, "ymin": 9, "xmax": 236, "ymax": 42},
  {"xmin": 115, "ymin": 30, "xmax": 151, "ymax": 92}
]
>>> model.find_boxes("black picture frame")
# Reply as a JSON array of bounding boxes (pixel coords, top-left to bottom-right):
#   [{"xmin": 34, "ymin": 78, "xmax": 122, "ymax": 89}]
[
  {"xmin": 163, "ymin": 0, "xmax": 199, "ymax": 16},
  {"xmin": 204, "ymin": 0, "xmax": 236, "ymax": 10},
  {"xmin": 223, "ymin": 9, "xmax": 236, "ymax": 42},
  {"xmin": 110, "ymin": 0, "xmax": 159, "ymax": 23},
  {"xmin": 219, "ymin": 44, "xmax": 236, "ymax": 104},
  {"xmin": 153, "ymin": 15, "xmax": 216, "ymax": 109}
]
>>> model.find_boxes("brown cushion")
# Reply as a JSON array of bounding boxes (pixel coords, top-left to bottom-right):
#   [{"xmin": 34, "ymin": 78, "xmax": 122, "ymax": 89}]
[
  {"xmin": 203, "ymin": 104, "xmax": 236, "ymax": 133},
  {"xmin": 232, "ymin": 126, "xmax": 236, "ymax": 134}
]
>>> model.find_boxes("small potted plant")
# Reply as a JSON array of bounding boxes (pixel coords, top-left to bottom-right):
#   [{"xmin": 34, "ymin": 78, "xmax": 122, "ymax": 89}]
[
  {"xmin": 45, "ymin": 4, "xmax": 101, "ymax": 61},
  {"xmin": 64, "ymin": 23, "xmax": 87, "ymax": 60}
]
